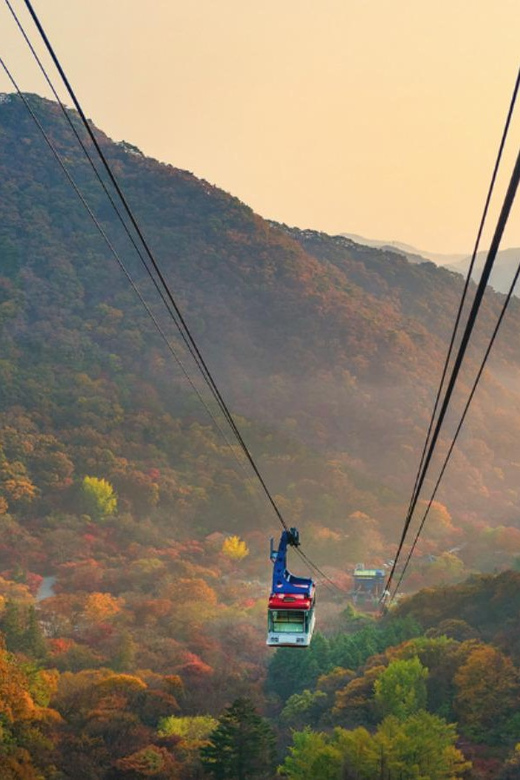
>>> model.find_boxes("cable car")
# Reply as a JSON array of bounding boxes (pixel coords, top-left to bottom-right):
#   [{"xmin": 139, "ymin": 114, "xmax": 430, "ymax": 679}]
[{"xmin": 267, "ymin": 528, "xmax": 316, "ymax": 648}]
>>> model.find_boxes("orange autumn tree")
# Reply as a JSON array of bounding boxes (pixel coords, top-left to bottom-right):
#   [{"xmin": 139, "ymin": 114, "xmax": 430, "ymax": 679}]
[
  {"xmin": 0, "ymin": 458, "xmax": 37, "ymax": 507},
  {"xmin": 83, "ymin": 592, "xmax": 123, "ymax": 624},
  {"xmin": 115, "ymin": 745, "xmax": 179, "ymax": 778},
  {"xmin": 454, "ymin": 645, "xmax": 520, "ymax": 739},
  {"xmin": 0, "ymin": 644, "xmax": 60, "ymax": 778}
]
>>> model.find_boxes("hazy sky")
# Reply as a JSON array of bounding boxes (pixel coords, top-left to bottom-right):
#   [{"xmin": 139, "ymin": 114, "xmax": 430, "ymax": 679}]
[{"xmin": 1, "ymin": 0, "xmax": 519, "ymax": 254}]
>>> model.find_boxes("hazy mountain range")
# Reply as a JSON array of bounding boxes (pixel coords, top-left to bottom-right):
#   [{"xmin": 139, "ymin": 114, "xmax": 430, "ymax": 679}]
[
  {"xmin": 342, "ymin": 233, "xmax": 468, "ymax": 266},
  {"xmin": 447, "ymin": 247, "xmax": 520, "ymax": 295},
  {"xmin": 343, "ymin": 232, "xmax": 520, "ymax": 295}
]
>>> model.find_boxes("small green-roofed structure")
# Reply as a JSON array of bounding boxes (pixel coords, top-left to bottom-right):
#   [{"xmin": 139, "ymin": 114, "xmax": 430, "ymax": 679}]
[{"xmin": 351, "ymin": 563, "xmax": 386, "ymax": 606}]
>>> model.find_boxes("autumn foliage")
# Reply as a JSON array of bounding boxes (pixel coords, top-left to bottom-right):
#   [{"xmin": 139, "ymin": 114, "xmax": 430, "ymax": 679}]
[{"xmin": 2, "ymin": 94, "xmax": 520, "ymax": 777}]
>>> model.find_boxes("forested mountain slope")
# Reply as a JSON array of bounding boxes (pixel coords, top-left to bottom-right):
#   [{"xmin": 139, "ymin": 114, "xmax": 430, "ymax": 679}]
[
  {"xmin": 268, "ymin": 572, "xmax": 520, "ymax": 780},
  {"xmin": 1, "ymin": 92, "xmax": 520, "ymax": 582},
  {"xmin": 3, "ymin": 92, "xmax": 520, "ymax": 780},
  {"xmin": 272, "ymin": 226, "xmax": 520, "ymax": 519}
]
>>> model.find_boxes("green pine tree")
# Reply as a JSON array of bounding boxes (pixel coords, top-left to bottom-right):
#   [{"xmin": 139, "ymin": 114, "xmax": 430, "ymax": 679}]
[
  {"xmin": 24, "ymin": 605, "xmax": 47, "ymax": 660},
  {"xmin": 1, "ymin": 601, "xmax": 47, "ymax": 659},
  {"xmin": 266, "ymin": 637, "xmax": 325, "ymax": 703},
  {"xmin": 112, "ymin": 630, "xmax": 137, "ymax": 672},
  {"xmin": 201, "ymin": 698, "xmax": 276, "ymax": 780},
  {"xmin": 1, "ymin": 599, "xmax": 26, "ymax": 652}
]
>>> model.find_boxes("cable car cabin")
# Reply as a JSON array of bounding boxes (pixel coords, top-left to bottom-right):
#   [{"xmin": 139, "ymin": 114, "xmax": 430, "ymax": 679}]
[
  {"xmin": 351, "ymin": 563, "xmax": 385, "ymax": 609},
  {"xmin": 267, "ymin": 593, "xmax": 315, "ymax": 647},
  {"xmin": 267, "ymin": 528, "xmax": 316, "ymax": 648}
]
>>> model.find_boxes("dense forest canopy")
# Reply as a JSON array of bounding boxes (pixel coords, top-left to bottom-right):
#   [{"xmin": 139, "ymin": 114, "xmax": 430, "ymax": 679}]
[
  {"xmin": 1, "ymin": 93, "xmax": 520, "ymax": 778},
  {"xmin": 2, "ymin": 93, "xmax": 520, "ymax": 576}
]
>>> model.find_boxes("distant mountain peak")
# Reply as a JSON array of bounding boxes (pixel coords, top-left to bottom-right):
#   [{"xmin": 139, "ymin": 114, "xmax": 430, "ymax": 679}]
[
  {"xmin": 448, "ymin": 247, "xmax": 520, "ymax": 295},
  {"xmin": 341, "ymin": 233, "xmax": 468, "ymax": 266}
]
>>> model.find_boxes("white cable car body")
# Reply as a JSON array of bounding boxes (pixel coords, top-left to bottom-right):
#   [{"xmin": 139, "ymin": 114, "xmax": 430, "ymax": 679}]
[{"xmin": 267, "ymin": 528, "xmax": 316, "ymax": 648}]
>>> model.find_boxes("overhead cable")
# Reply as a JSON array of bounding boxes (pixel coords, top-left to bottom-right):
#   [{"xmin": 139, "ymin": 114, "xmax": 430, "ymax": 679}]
[
  {"xmin": 20, "ymin": 0, "xmax": 292, "ymax": 533},
  {"xmin": 0, "ymin": 58, "xmax": 252, "ymax": 469},
  {"xmin": 3, "ymin": 0, "xmax": 272, "ymax": 539},
  {"xmin": 385, "ymin": 142, "xmax": 520, "ymax": 598},
  {"xmin": 393, "ymin": 253, "xmax": 520, "ymax": 598},
  {"xmin": 405, "ymin": 67, "xmax": 520, "ymax": 527},
  {"xmin": 7, "ymin": 0, "xmax": 349, "ymax": 589},
  {"xmin": 296, "ymin": 547, "xmax": 344, "ymax": 594}
]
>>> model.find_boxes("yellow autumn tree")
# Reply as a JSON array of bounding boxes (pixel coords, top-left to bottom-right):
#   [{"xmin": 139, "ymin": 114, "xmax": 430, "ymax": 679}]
[
  {"xmin": 80, "ymin": 476, "xmax": 117, "ymax": 521},
  {"xmin": 83, "ymin": 592, "xmax": 122, "ymax": 624},
  {"xmin": 221, "ymin": 535, "xmax": 249, "ymax": 561},
  {"xmin": 95, "ymin": 673, "xmax": 147, "ymax": 695}
]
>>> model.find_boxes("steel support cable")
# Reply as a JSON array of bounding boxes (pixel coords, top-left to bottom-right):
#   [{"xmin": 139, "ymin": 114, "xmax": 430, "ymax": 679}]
[
  {"xmin": 385, "ymin": 145, "xmax": 520, "ymax": 598},
  {"xmin": 3, "ymin": 62, "xmax": 277, "ymax": 543},
  {"xmin": 295, "ymin": 547, "xmax": 344, "ymax": 594},
  {"xmin": 0, "ymin": 58, "xmax": 261, "ymax": 489},
  {"xmin": 19, "ymin": 0, "xmax": 221, "ymax": 399},
  {"xmin": 405, "ymin": 67, "xmax": 520, "ymax": 524},
  {"xmin": 4, "ymin": 0, "xmax": 284, "ymax": 536},
  {"xmin": 17, "ymin": 2, "xmax": 248, "ymax": 435},
  {"xmin": 4, "ymin": 0, "xmax": 245, "ymax": 459},
  {"xmin": 4, "ymin": 0, "xmax": 276, "ymax": 533},
  {"xmin": 3, "ymin": 0, "xmax": 209, "ymax": 386},
  {"xmin": 14, "ymin": 0, "xmax": 520, "ymax": 595},
  {"xmin": 20, "ymin": 0, "xmax": 293, "ymax": 534},
  {"xmin": 392, "ymin": 255, "xmax": 520, "ymax": 600},
  {"xmin": 14, "ymin": 0, "xmax": 352, "ymax": 585}
]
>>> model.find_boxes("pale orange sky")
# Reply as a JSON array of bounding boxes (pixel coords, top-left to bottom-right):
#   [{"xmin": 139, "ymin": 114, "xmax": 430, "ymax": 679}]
[{"xmin": 1, "ymin": 0, "xmax": 519, "ymax": 254}]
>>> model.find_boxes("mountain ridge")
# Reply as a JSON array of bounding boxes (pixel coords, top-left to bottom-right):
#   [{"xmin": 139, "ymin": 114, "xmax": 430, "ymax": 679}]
[
  {"xmin": 447, "ymin": 247, "xmax": 520, "ymax": 295},
  {"xmin": 1, "ymin": 92, "xmax": 520, "ymax": 578},
  {"xmin": 341, "ymin": 232, "xmax": 467, "ymax": 266},
  {"xmin": 342, "ymin": 230, "xmax": 520, "ymax": 297},
  {"xmin": 3, "ymin": 93, "xmax": 520, "ymax": 779}
]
